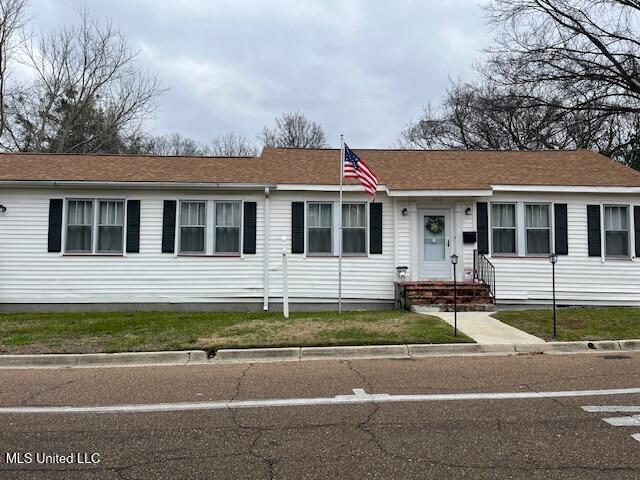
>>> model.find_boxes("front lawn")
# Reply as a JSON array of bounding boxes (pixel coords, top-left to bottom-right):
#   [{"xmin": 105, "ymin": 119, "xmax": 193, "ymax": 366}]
[
  {"xmin": 494, "ymin": 307, "xmax": 640, "ymax": 341},
  {"xmin": 0, "ymin": 310, "xmax": 472, "ymax": 354}
]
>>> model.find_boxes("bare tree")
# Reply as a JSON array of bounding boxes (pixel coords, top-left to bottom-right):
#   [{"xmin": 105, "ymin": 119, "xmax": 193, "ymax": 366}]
[
  {"xmin": 2, "ymin": 11, "xmax": 166, "ymax": 153},
  {"xmin": 398, "ymin": 79, "xmax": 640, "ymax": 166},
  {"xmin": 399, "ymin": 81, "xmax": 568, "ymax": 150},
  {"xmin": 259, "ymin": 111, "xmax": 327, "ymax": 148},
  {"xmin": 484, "ymin": 0, "xmax": 640, "ymax": 114},
  {"xmin": 144, "ymin": 132, "xmax": 205, "ymax": 156},
  {"xmin": 209, "ymin": 132, "xmax": 256, "ymax": 156},
  {"xmin": 0, "ymin": 0, "xmax": 27, "ymax": 137}
]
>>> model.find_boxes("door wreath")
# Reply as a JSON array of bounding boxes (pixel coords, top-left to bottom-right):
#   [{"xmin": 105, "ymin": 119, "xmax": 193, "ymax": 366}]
[{"xmin": 426, "ymin": 217, "xmax": 444, "ymax": 234}]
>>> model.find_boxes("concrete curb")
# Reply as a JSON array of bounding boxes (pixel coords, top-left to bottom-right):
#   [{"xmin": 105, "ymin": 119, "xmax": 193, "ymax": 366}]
[
  {"xmin": 1, "ymin": 339, "xmax": 639, "ymax": 368},
  {"xmin": 0, "ymin": 350, "xmax": 208, "ymax": 368},
  {"xmin": 214, "ymin": 347, "xmax": 300, "ymax": 363},
  {"xmin": 301, "ymin": 345, "xmax": 408, "ymax": 361}
]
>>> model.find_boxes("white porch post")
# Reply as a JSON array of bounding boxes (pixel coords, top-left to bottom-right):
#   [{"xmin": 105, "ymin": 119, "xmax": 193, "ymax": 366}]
[
  {"xmin": 409, "ymin": 202, "xmax": 418, "ymax": 281},
  {"xmin": 454, "ymin": 202, "xmax": 464, "ymax": 281}
]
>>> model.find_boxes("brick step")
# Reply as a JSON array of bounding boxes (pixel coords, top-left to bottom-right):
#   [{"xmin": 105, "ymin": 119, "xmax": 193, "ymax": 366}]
[
  {"xmin": 399, "ymin": 281, "xmax": 480, "ymax": 286},
  {"xmin": 406, "ymin": 288, "xmax": 490, "ymax": 297},
  {"xmin": 408, "ymin": 295, "xmax": 492, "ymax": 302}
]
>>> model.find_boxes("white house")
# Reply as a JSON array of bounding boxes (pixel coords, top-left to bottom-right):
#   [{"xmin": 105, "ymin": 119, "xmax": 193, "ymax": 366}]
[{"xmin": 0, "ymin": 147, "xmax": 639, "ymax": 311}]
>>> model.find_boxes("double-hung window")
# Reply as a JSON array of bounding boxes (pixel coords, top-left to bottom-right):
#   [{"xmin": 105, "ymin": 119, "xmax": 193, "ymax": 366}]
[
  {"xmin": 342, "ymin": 203, "xmax": 366, "ymax": 255},
  {"xmin": 179, "ymin": 201, "xmax": 206, "ymax": 254},
  {"xmin": 491, "ymin": 203, "xmax": 516, "ymax": 255},
  {"xmin": 604, "ymin": 205, "xmax": 629, "ymax": 257},
  {"xmin": 215, "ymin": 201, "xmax": 241, "ymax": 254},
  {"xmin": 65, "ymin": 199, "xmax": 125, "ymax": 254},
  {"xmin": 308, "ymin": 202, "xmax": 333, "ymax": 254},
  {"xmin": 97, "ymin": 200, "xmax": 124, "ymax": 253},
  {"xmin": 525, "ymin": 204, "xmax": 550, "ymax": 255},
  {"xmin": 66, "ymin": 200, "xmax": 94, "ymax": 253}
]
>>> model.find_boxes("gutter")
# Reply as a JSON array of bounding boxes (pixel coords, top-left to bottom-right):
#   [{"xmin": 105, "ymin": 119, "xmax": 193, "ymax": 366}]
[{"xmin": 0, "ymin": 180, "xmax": 277, "ymax": 190}]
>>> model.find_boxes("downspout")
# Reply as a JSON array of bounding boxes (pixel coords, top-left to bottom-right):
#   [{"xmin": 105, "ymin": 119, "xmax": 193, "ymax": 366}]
[{"xmin": 263, "ymin": 187, "xmax": 270, "ymax": 310}]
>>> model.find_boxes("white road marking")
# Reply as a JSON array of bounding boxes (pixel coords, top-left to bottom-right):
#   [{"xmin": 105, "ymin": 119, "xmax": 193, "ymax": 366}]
[
  {"xmin": 582, "ymin": 405, "xmax": 640, "ymax": 443},
  {"xmin": 602, "ymin": 416, "xmax": 640, "ymax": 427},
  {"xmin": 582, "ymin": 406, "xmax": 640, "ymax": 413},
  {"xmin": 0, "ymin": 386, "xmax": 640, "ymax": 415}
]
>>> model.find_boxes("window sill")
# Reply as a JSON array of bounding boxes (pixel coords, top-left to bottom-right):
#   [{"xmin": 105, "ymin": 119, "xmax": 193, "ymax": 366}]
[
  {"xmin": 63, "ymin": 252, "xmax": 124, "ymax": 257},
  {"xmin": 305, "ymin": 253, "xmax": 369, "ymax": 258},
  {"xmin": 604, "ymin": 256, "xmax": 634, "ymax": 261},
  {"xmin": 177, "ymin": 254, "xmax": 241, "ymax": 258}
]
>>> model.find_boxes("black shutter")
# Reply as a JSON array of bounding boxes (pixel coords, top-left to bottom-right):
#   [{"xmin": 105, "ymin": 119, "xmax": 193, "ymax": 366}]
[
  {"xmin": 635, "ymin": 206, "xmax": 640, "ymax": 257},
  {"xmin": 161, "ymin": 200, "xmax": 176, "ymax": 253},
  {"xmin": 47, "ymin": 199, "xmax": 63, "ymax": 252},
  {"xmin": 369, "ymin": 202, "xmax": 383, "ymax": 254},
  {"xmin": 554, "ymin": 203, "xmax": 568, "ymax": 255},
  {"xmin": 476, "ymin": 202, "xmax": 489, "ymax": 254},
  {"xmin": 126, "ymin": 200, "xmax": 141, "ymax": 253},
  {"xmin": 587, "ymin": 205, "xmax": 601, "ymax": 257},
  {"xmin": 243, "ymin": 202, "xmax": 257, "ymax": 254},
  {"xmin": 291, "ymin": 202, "xmax": 305, "ymax": 254}
]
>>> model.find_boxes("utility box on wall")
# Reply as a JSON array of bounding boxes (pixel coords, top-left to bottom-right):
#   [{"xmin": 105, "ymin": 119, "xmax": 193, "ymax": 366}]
[{"xmin": 463, "ymin": 231, "xmax": 477, "ymax": 244}]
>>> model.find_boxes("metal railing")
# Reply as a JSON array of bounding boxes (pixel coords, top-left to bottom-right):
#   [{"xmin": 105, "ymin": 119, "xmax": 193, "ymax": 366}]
[{"xmin": 473, "ymin": 249, "xmax": 496, "ymax": 301}]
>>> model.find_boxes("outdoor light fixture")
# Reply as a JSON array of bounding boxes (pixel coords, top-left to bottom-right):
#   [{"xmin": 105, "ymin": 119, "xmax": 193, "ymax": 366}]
[
  {"xmin": 464, "ymin": 207, "xmax": 472, "ymax": 216},
  {"xmin": 549, "ymin": 253, "xmax": 558, "ymax": 338},
  {"xmin": 401, "ymin": 207, "xmax": 408, "ymax": 217},
  {"xmin": 451, "ymin": 254, "xmax": 459, "ymax": 337},
  {"xmin": 0, "ymin": 204, "xmax": 6, "ymax": 213}
]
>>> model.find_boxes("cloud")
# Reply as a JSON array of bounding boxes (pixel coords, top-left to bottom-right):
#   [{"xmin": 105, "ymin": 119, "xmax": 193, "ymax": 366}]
[{"xmin": 27, "ymin": 0, "xmax": 490, "ymax": 148}]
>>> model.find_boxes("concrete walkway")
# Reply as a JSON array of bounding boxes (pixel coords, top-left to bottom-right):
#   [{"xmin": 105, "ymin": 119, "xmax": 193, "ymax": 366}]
[{"xmin": 414, "ymin": 308, "xmax": 546, "ymax": 345}]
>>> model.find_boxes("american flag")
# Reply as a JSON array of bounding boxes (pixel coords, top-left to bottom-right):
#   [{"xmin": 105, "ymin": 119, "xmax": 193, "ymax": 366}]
[{"xmin": 343, "ymin": 143, "xmax": 378, "ymax": 199}]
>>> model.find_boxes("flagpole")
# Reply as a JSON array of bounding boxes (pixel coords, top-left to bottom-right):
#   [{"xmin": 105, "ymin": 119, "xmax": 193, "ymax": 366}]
[{"xmin": 338, "ymin": 134, "xmax": 344, "ymax": 314}]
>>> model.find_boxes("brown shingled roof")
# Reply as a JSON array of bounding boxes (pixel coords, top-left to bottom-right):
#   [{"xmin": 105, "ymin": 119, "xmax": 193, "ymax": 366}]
[{"xmin": 0, "ymin": 147, "xmax": 638, "ymax": 189}]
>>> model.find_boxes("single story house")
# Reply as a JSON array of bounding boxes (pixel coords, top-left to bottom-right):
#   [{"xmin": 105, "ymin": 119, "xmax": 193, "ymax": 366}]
[{"xmin": 0, "ymin": 147, "xmax": 639, "ymax": 311}]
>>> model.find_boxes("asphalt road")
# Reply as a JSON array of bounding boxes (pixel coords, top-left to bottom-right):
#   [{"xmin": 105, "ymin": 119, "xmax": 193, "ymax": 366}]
[{"xmin": 1, "ymin": 352, "xmax": 640, "ymax": 479}]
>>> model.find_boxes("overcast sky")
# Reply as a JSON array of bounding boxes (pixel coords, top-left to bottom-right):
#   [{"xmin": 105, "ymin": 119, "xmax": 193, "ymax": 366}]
[{"xmin": 29, "ymin": 0, "xmax": 491, "ymax": 149}]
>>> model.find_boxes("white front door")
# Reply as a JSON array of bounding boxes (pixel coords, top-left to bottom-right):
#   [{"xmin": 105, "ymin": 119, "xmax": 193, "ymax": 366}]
[{"xmin": 420, "ymin": 209, "xmax": 451, "ymax": 280}]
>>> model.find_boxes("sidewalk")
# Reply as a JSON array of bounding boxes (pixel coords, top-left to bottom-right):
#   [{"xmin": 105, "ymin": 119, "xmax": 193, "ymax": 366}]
[{"xmin": 414, "ymin": 308, "xmax": 546, "ymax": 345}]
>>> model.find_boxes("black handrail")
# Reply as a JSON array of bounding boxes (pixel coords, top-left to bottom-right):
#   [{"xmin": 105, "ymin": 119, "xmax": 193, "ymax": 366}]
[{"xmin": 473, "ymin": 249, "xmax": 496, "ymax": 301}]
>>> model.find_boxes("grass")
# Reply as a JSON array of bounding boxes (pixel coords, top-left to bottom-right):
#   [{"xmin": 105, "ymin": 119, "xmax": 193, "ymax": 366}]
[
  {"xmin": 0, "ymin": 310, "xmax": 472, "ymax": 355},
  {"xmin": 494, "ymin": 307, "xmax": 640, "ymax": 341}
]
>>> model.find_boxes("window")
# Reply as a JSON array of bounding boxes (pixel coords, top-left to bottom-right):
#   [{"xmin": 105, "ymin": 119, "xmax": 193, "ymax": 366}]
[
  {"xmin": 65, "ymin": 199, "xmax": 125, "ymax": 254},
  {"xmin": 525, "ymin": 204, "xmax": 550, "ymax": 254},
  {"xmin": 215, "ymin": 201, "xmax": 241, "ymax": 254},
  {"xmin": 308, "ymin": 202, "xmax": 332, "ymax": 254},
  {"xmin": 97, "ymin": 200, "xmax": 124, "ymax": 253},
  {"xmin": 66, "ymin": 200, "xmax": 93, "ymax": 252},
  {"xmin": 604, "ymin": 205, "xmax": 629, "ymax": 257},
  {"xmin": 179, "ymin": 201, "xmax": 206, "ymax": 254},
  {"xmin": 343, "ymin": 203, "xmax": 366, "ymax": 254},
  {"xmin": 491, "ymin": 203, "xmax": 516, "ymax": 254}
]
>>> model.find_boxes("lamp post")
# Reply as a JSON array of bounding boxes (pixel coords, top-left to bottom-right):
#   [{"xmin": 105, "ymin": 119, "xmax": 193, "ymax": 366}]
[
  {"xmin": 549, "ymin": 253, "xmax": 558, "ymax": 338},
  {"xmin": 451, "ymin": 254, "xmax": 459, "ymax": 337}
]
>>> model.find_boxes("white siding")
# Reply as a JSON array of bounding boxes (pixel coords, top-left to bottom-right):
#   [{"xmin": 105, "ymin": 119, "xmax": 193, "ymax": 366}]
[
  {"xmin": 0, "ymin": 188, "xmax": 265, "ymax": 304},
  {"xmin": 267, "ymin": 192, "xmax": 395, "ymax": 302},
  {"xmin": 0, "ymin": 188, "xmax": 396, "ymax": 305},
  {"xmin": 462, "ymin": 201, "xmax": 475, "ymax": 280},
  {"xmin": 5, "ymin": 186, "xmax": 640, "ymax": 307},
  {"xmin": 396, "ymin": 199, "xmax": 411, "ymax": 274},
  {"xmin": 484, "ymin": 192, "xmax": 640, "ymax": 306}
]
